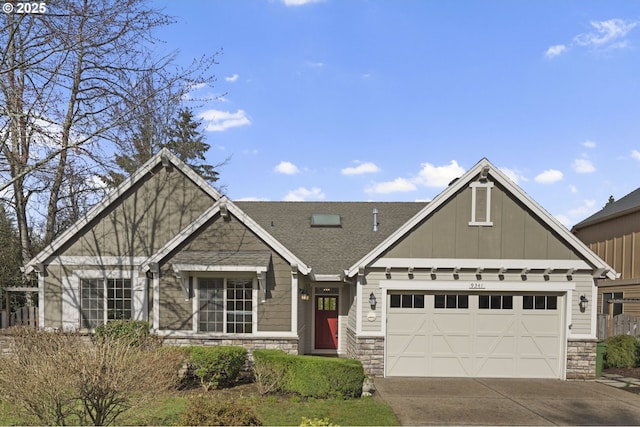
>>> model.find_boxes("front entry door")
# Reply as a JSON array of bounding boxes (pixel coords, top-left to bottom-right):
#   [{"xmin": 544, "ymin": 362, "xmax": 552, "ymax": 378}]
[{"xmin": 315, "ymin": 295, "xmax": 338, "ymax": 350}]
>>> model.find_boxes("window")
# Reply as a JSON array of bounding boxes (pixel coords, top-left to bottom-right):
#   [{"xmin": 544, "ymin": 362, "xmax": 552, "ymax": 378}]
[
  {"xmin": 80, "ymin": 278, "xmax": 131, "ymax": 329},
  {"xmin": 390, "ymin": 293, "xmax": 425, "ymax": 309},
  {"xmin": 523, "ymin": 295, "xmax": 557, "ymax": 310},
  {"xmin": 603, "ymin": 292, "xmax": 623, "ymax": 316},
  {"xmin": 198, "ymin": 277, "xmax": 253, "ymax": 333},
  {"xmin": 479, "ymin": 295, "xmax": 512, "ymax": 309},
  {"xmin": 434, "ymin": 294, "xmax": 469, "ymax": 309}
]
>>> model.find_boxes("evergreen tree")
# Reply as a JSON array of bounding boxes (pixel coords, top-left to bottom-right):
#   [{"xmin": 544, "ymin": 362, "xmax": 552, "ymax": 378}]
[
  {"xmin": 604, "ymin": 195, "xmax": 615, "ymax": 208},
  {"xmin": 0, "ymin": 204, "xmax": 22, "ymax": 288},
  {"xmin": 165, "ymin": 107, "xmax": 219, "ymax": 183}
]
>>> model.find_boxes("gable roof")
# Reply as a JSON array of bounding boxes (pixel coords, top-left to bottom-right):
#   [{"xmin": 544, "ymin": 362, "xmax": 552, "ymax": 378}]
[
  {"xmin": 345, "ymin": 158, "xmax": 617, "ymax": 280},
  {"xmin": 24, "ymin": 148, "xmax": 222, "ymax": 275},
  {"xmin": 572, "ymin": 187, "xmax": 640, "ymax": 230},
  {"xmin": 236, "ymin": 201, "xmax": 425, "ymax": 276},
  {"xmin": 140, "ymin": 198, "xmax": 312, "ymax": 275}
]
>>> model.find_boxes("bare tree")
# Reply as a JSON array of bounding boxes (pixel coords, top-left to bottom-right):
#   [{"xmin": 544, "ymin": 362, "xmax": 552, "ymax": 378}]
[{"xmin": 0, "ymin": 0, "xmax": 220, "ymax": 264}]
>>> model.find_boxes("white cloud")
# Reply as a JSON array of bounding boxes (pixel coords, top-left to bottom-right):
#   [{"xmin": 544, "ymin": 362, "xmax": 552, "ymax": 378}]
[
  {"xmin": 572, "ymin": 158, "xmax": 595, "ymax": 174},
  {"xmin": 198, "ymin": 109, "xmax": 251, "ymax": 131},
  {"xmin": 415, "ymin": 160, "xmax": 465, "ymax": 188},
  {"xmin": 305, "ymin": 61, "xmax": 325, "ymax": 68},
  {"xmin": 632, "ymin": 149, "xmax": 640, "ymax": 161},
  {"xmin": 225, "ymin": 74, "xmax": 239, "ymax": 82},
  {"xmin": 281, "ymin": 0, "xmax": 324, "ymax": 6},
  {"xmin": 582, "ymin": 140, "xmax": 597, "ymax": 148},
  {"xmin": 569, "ymin": 185, "xmax": 578, "ymax": 194},
  {"xmin": 274, "ymin": 161, "xmax": 300, "ymax": 175},
  {"xmin": 284, "ymin": 187, "xmax": 325, "ymax": 201},
  {"xmin": 365, "ymin": 178, "xmax": 417, "ymax": 194},
  {"xmin": 341, "ymin": 162, "xmax": 380, "ymax": 176},
  {"xmin": 545, "ymin": 44, "xmax": 568, "ymax": 59},
  {"xmin": 574, "ymin": 19, "xmax": 638, "ymax": 47},
  {"xmin": 534, "ymin": 169, "xmax": 563, "ymax": 184}
]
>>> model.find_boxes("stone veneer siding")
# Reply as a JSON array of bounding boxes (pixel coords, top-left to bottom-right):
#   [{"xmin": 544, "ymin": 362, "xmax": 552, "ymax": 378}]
[
  {"xmin": 346, "ymin": 328, "xmax": 384, "ymax": 377},
  {"xmin": 566, "ymin": 339, "xmax": 597, "ymax": 380},
  {"xmin": 161, "ymin": 336, "xmax": 299, "ymax": 358}
]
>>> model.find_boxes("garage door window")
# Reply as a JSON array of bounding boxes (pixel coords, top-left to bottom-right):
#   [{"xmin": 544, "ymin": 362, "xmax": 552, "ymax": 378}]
[
  {"xmin": 434, "ymin": 294, "xmax": 469, "ymax": 309},
  {"xmin": 390, "ymin": 293, "xmax": 425, "ymax": 308},
  {"xmin": 479, "ymin": 295, "xmax": 512, "ymax": 309},
  {"xmin": 523, "ymin": 295, "xmax": 557, "ymax": 310}
]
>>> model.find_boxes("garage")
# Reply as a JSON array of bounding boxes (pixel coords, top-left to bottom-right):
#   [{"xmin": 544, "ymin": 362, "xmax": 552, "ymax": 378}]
[{"xmin": 386, "ymin": 292, "xmax": 565, "ymax": 378}]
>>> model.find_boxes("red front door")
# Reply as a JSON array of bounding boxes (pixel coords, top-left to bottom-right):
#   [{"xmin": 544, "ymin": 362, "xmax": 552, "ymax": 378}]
[{"xmin": 315, "ymin": 295, "xmax": 338, "ymax": 350}]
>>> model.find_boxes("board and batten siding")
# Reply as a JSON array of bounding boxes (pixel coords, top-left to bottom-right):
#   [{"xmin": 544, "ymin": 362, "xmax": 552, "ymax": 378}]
[
  {"xmin": 384, "ymin": 184, "xmax": 580, "ymax": 261},
  {"xmin": 160, "ymin": 212, "xmax": 292, "ymax": 333},
  {"xmin": 62, "ymin": 164, "xmax": 215, "ymax": 258}
]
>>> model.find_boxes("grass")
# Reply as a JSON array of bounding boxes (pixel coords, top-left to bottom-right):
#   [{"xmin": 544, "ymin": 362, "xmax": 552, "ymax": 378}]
[{"xmin": 0, "ymin": 386, "xmax": 399, "ymax": 426}]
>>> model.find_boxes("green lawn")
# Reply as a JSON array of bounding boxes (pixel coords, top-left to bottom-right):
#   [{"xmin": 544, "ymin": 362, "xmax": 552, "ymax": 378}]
[{"xmin": 0, "ymin": 389, "xmax": 399, "ymax": 426}]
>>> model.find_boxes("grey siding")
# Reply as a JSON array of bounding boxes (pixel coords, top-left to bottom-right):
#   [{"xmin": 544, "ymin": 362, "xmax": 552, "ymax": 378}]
[
  {"xmin": 385, "ymin": 184, "xmax": 581, "ymax": 261},
  {"xmin": 160, "ymin": 213, "xmax": 292, "ymax": 332},
  {"xmin": 62, "ymin": 164, "xmax": 214, "ymax": 258}
]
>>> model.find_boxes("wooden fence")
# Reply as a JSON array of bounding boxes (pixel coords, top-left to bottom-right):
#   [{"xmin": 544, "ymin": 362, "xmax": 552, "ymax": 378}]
[
  {"xmin": 597, "ymin": 313, "xmax": 640, "ymax": 340},
  {"xmin": 0, "ymin": 306, "xmax": 38, "ymax": 329}
]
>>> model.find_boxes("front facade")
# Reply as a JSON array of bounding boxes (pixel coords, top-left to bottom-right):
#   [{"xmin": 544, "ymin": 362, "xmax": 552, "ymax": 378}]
[
  {"xmin": 572, "ymin": 188, "xmax": 640, "ymax": 319},
  {"xmin": 25, "ymin": 150, "xmax": 615, "ymax": 379}
]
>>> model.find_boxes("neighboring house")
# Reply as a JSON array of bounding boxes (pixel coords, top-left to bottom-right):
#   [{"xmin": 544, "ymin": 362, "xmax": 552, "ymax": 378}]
[
  {"xmin": 24, "ymin": 149, "xmax": 615, "ymax": 379},
  {"xmin": 572, "ymin": 188, "xmax": 640, "ymax": 318}
]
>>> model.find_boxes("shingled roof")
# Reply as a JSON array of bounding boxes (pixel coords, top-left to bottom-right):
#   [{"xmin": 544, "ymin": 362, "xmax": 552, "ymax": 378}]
[
  {"xmin": 573, "ymin": 187, "xmax": 640, "ymax": 230},
  {"xmin": 235, "ymin": 201, "xmax": 426, "ymax": 275}
]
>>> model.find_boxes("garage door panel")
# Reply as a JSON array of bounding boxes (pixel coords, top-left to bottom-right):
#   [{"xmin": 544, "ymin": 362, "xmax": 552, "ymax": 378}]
[{"xmin": 386, "ymin": 293, "xmax": 564, "ymax": 378}]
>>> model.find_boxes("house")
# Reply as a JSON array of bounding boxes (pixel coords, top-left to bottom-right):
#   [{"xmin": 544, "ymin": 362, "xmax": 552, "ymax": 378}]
[
  {"xmin": 24, "ymin": 149, "xmax": 615, "ymax": 379},
  {"xmin": 572, "ymin": 188, "xmax": 640, "ymax": 318}
]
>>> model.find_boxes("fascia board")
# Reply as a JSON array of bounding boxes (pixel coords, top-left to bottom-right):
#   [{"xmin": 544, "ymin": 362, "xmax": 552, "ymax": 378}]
[
  {"xmin": 24, "ymin": 148, "xmax": 221, "ymax": 275},
  {"xmin": 224, "ymin": 200, "xmax": 311, "ymax": 275},
  {"xmin": 141, "ymin": 200, "xmax": 223, "ymax": 272}
]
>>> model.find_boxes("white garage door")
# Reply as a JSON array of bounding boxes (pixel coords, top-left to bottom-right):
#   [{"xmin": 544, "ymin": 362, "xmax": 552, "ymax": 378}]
[{"xmin": 386, "ymin": 292, "xmax": 564, "ymax": 378}]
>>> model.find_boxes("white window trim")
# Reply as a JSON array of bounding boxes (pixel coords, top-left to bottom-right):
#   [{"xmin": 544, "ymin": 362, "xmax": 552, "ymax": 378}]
[
  {"xmin": 469, "ymin": 181, "xmax": 494, "ymax": 226},
  {"xmin": 63, "ymin": 269, "xmax": 138, "ymax": 331},
  {"xmin": 192, "ymin": 274, "xmax": 258, "ymax": 335}
]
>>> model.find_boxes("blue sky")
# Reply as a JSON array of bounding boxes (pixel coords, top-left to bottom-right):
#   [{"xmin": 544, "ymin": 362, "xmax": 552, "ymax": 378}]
[{"xmin": 152, "ymin": 0, "xmax": 640, "ymax": 228}]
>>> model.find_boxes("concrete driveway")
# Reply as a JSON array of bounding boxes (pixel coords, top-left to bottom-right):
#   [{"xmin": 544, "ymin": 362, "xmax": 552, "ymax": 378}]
[{"xmin": 374, "ymin": 378, "xmax": 640, "ymax": 425}]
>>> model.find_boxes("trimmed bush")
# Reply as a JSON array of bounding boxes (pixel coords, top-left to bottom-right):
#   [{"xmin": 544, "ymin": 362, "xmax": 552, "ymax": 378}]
[
  {"xmin": 604, "ymin": 335, "xmax": 640, "ymax": 368},
  {"xmin": 252, "ymin": 350, "xmax": 365, "ymax": 399},
  {"xmin": 187, "ymin": 346, "xmax": 248, "ymax": 390},
  {"xmin": 94, "ymin": 320, "xmax": 151, "ymax": 347},
  {"xmin": 179, "ymin": 394, "xmax": 261, "ymax": 426}
]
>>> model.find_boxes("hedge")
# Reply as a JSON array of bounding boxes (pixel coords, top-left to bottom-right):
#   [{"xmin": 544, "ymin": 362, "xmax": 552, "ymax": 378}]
[
  {"xmin": 253, "ymin": 350, "xmax": 364, "ymax": 399},
  {"xmin": 187, "ymin": 346, "xmax": 248, "ymax": 390}
]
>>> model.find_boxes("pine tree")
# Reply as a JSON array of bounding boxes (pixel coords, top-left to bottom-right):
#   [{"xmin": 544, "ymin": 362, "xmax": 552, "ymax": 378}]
[{"xmin": 165, "ymin": 107, "xmax": 219, "ymax": 183}]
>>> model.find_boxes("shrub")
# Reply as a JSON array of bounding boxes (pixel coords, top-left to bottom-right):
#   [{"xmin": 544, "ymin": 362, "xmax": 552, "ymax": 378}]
[
  {"xmin": 252, "ymin": 350, "xmax": 365, "ymax": 399},
  {"xmin": 179, "ymin": 394, "xmax": 261, "ymax": 426},
  {"xmin": 187, "ymin": 346, "xmax": 248, "ymax": 390},
  {"xmin": 300, "ymin": 416, "xmax": 338, "ymax": 426},
  {"xmin": 0, "ymin": 327, "xmax": 186, "ymax": 426},
  {"xmin": 94, "ymin": 319, "xmax": 152, "ymax": 347},
  {"xmin": 604, "ymin": 335, "xmax": 640, "ymax": 368},
  {"xmin": 253, "ymin": 349, "xmax": 289, "ymax": 395}
]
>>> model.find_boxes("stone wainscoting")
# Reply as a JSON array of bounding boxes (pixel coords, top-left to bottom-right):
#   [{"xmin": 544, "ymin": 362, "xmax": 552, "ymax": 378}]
[
  {"xmin": 346, "ymin": 328, "xmax": 384, "ymax": 377},
  {"xmin": 566, "ymin": 339, "xmax": 597, "ymax": 380},
  {"xmin": 160, "ymin": 335, "xmax": 299, "ymax": 357}
]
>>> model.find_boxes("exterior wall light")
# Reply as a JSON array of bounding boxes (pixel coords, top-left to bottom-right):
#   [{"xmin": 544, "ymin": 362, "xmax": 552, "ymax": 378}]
[
  {"xmin": 579, "ymin": 295, "xmax": 589, "ymax": 311},
  {"xmin": 369, "ymin": 292, "xmax": 377, "ymax": 310},
  {"xmin": 299, "ymin": 289, "xmax": 309, "ymax": 301}
]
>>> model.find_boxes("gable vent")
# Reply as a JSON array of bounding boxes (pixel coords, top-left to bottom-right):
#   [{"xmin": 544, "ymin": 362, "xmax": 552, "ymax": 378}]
[{"xmin": 311, "ymin": 213, "xmax": 341, "ymax": 227}]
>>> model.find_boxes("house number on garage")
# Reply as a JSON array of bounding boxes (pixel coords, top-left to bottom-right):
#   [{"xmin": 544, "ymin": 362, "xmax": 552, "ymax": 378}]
[{"xmin": 469, "ymin": 283, "xmax": 485, "ymax": 289}]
